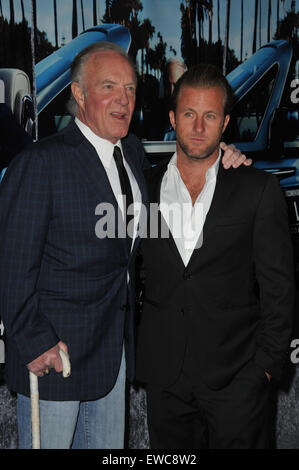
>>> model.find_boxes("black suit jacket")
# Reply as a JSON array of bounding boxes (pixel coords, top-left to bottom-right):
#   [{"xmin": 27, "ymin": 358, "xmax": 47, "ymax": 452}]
[
  {"xmin": 0, "ymin": 121, "xmax": 148, "ymax": 400},
  {"xmin": 136, "ymin": 158, "xmax": 295, "ymax": 390}
]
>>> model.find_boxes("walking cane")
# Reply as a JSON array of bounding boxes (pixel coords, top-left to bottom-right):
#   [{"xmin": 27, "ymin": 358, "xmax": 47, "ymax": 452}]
[{"xmin": 29, "ymin": 348, "xmax": 71, "ymax": 449}]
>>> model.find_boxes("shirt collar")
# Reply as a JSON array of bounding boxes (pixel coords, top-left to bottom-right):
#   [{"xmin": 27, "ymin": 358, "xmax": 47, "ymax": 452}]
[
  {"xmin": 75, "ymin": 117, "xmax": 123, "ymax": 169},
  {"xmin": 169, "ymin": 149, "xmax": 221, "ymax": 181}
]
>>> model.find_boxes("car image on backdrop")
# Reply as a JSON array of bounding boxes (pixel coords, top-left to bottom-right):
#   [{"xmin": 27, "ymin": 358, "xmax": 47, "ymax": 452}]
[
  {"xmin": 0, "ymin": 19, "xmax": 299, "ymax": 449},
  {"xmin": 1, "ymin": 28, "xmax": 298, "ymax": 314}
]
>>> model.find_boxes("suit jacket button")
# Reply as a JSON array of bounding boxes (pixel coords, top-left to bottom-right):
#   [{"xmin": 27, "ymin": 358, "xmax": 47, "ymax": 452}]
[{"xmin": 183, "ymin": 273, "xmax": 192, "ymax": 280}]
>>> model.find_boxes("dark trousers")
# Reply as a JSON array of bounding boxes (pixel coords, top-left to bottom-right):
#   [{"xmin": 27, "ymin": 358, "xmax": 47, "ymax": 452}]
[{"xmin": 146, "ymin": 351, "xmax": 270, "ymax": 449}]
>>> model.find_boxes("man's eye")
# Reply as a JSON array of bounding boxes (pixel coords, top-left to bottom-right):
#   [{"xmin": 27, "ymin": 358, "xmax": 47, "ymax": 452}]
[{"xmin": 206, "ymin": 114, "xmax": 216, "ymax": 119}]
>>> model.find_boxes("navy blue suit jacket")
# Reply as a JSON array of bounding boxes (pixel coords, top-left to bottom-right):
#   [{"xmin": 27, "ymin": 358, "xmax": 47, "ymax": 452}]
[{"xmin": 0, "ymin": 121, "xmax": 148, "ymax": 400}]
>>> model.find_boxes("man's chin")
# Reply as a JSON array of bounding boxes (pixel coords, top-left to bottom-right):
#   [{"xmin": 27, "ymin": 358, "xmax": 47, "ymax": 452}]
[
  {"xmin": 110, "ymin": 129, "xmax": 130, "ymax": 142},
  {"xmin": 188, "ymin": 152, "xmax": 212, "ymax": 160},
  {"xmin": 177, "ymin": 139, "xmax": 220, "ymax": 162},
  {"xmin": 187, "ymin": 146, "xmax": 219, "ymax": 161},
  {"xmin": 107, "ymin": 119, "xmax": 131, "ymax": 141}
]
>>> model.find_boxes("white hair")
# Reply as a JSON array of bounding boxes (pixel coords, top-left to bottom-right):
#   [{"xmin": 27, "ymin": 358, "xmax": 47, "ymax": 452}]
[{"xmin": 67, "ymin": 41, "xmax": 137, "ymax": 116}]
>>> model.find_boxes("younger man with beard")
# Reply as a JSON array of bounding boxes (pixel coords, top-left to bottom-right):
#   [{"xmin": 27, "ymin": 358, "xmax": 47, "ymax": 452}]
[{"xmin": 136, "ymin": 63, "xmax": 294, "ymax": 449}]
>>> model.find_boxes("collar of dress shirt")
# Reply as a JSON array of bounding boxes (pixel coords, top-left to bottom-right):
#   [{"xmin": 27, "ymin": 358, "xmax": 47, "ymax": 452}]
[
  {"xmin": 168, "ymin": 148, "xmax": 221, "ymax": 182},
  {"xmin": 75, "ymin": 117, "xmax": 123, "ymax": 169}
]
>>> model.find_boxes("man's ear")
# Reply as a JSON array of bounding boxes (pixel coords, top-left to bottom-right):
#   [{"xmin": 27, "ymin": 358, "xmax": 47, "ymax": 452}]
[
  {"xmin": 169, "ymin": 110, "xmax": 176, "ymax": 130},
  {"xmin": 71, "ymin": 81, "xmax": 85, "ymax": 110},
  {"xmin": 222, "ymin": 114, "xmax": 230, "ymax": 134}
]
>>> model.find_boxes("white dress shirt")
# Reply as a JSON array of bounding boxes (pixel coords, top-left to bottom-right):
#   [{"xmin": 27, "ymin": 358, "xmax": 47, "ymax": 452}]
[
  {"xmin": 160, "ymin": 151, "xmax": 221, "ymax": 266},
  {"xmin": 75, "ymin": 118, "xmax": 142, "ymax": 248}
]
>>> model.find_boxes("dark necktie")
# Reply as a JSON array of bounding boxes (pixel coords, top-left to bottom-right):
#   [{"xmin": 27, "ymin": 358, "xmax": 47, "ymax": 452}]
[{"xmin": 113, "ymin": 146, "xmax": 134, "ymax": 250}]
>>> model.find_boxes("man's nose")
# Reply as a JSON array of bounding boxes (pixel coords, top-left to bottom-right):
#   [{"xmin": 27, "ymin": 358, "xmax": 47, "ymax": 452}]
[
  {"xmin": 194, "ymin": 115, "xmax": 204, "ymax": 133},
  {"xmin": 116, "ymin": 87, "xmax": 129, "ymax": 105}
]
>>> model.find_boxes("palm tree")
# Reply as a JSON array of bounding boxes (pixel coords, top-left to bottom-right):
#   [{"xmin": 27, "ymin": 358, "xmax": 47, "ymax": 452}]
[
  {"xmin": 32, "ymin": 0, "xmax": 37, "ymax": 31},
  {"xmin": 81, "ymin": 0, "xmax": 85, "ymax": 31},
  {"xmin": 277, "ymin": 0, "xmax": 280, "ymax": 36},
  {"xmin": 217, "ymin": 0, "xmax": 220, "ymax": 42},
  {"xmin": 195, "ymin": 0, "xmax": 204, "ymax": 51},
  {"xmin": 180, "ymin": 2, "xmax": 191, "ymax": 66},
  {"xmin": 169, "ymin": 45, "xmax": 176, "ymax": 56},
  {"xmin": 202, "ymin": 0, "xmax": 213, "ymax": 46},
  {"xmin": 154, "ymin": 32, "xmax": 167, "ymax": 79},
  {"xmin": 191, "ymin": 0, "xmax": 197, "ymax": 57},
  {"xmin": 141, "ymin": 18, "xmax": 155, "ymax": 76},
  {"xmin": 31, "ymin": 0, "xmax": 38, "ymax": 58},
  {"xmin": 53, "ymin": 0, "xmax": 58, "ymax": 49},
  {"xmin": 181, "ymin": 0, "xmax": 213, "ymax": 64},
  {"xmin": 240, "ymin": 0, "xmax": 244, "ymax": 61},
  {"xmin": 281, "ymin": 0, "xmax": 286, "ymax": 17},
  {"xmin": 104, "ymin": 0, "xmax": 142, "ymax": 28},
  {"xmin": 274, "ymin": 0, "xmax": 299, "ymax": 42},
  {"xmin": 267, "ymin": 0, "xmax": 272, "ymax": 42},
  {"xmin": 183, "ymin": 0, "xmax": 193, "ymax": 54},
  {"xmin": 252, "ymin": 0, "xmax": 258, "ymax": 53},
  {"xmin": 105, "ymin": 0, "xmax": 111, "ymax": 22},
  {"xmin": 93, "ymin": 0, "xmax": 97, "ymax": 25},
  {"xmin": 72, "ymin": 0, "xmax": 78, "ymax": 38},
  {"xmin": 189, "ymin": 0, "xmax": 206, "ymax": 61},
  {"xmin": 128, "ymin": 0, "xmax": 143, "ymax": 21},
  {"xmin": 223, "ymin": 0, "xmax": 231, "ymax": 75},
  {"xmin": 20, "ymin": 0, "xmax": 25, "ymax": 22},
  {"xmin": 31, "ymin": 0, "xmax": 38, "ymax": 140},
  {"xmin": 277, "ymin": 0, "xmax": 287, "ymax": 37},
  {"xmin": 20, "ymin": 0, "xmax": 27, "ymax": 66},
  {"xmin": 9, "ymin": 0, "xmax": 15, "ymax": 24},
  {"xmin": 259, "ymin": 0, "xmax": 262, "ymax": 48}
]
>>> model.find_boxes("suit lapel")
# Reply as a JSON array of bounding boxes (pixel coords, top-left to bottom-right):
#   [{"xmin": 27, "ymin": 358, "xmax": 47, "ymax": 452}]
[
  {"xmin": 63, "ymin": 121, "xmax": 119, "ymax": 208},
  {"xmin": 201, "ymin": 162, "xmax": 236, "ymax": 239},
  {"xmin": 122, "ymin": 138, "xmax": 149, "ymax": 256},
  {"xmin": 146, "ymin": 153, "xmax": 237, "ymax": 269},
  {"xmin": 122, "ymin": 139, "xmax": 146, "ymax": 203},
  {"xmin": 187, "ymin": 161, "xmax": 236, "ymax": 268},
  {"xmin": 63, "ymin": 122, "xmax": 132, "ymax": 257},
  {"xmin": 62, "ymin": 122, "xmax": 149, "ymax": 243},
  {"xmin": 148, "ymin": 161, "xmax": 186, "ymax": 270}
]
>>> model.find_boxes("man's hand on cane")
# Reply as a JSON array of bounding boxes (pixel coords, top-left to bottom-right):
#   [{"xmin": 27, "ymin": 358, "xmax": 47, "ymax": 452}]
[
  {"xmin": 27, "ymin": 340, "xmax": 71, "ymax": 449},
  {"xmin": 27, "ymin": 340, "xmax": 69, "ymax": 377}
]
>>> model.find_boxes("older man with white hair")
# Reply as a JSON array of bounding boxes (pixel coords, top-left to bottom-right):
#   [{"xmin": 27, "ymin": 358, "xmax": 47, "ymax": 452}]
[{"xmin": 0, "ymin": 42, "xmax": 249, "ymax": 449}]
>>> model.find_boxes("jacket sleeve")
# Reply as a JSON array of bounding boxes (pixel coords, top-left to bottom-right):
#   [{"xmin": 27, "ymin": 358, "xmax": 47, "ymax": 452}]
[
  {"xmin": 0, "ymin": 149, "xmax": 59, "ymax": 365},
  {"xmin": 253, "ymin": 174, "xmax": 295, "ymax": 380}
]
